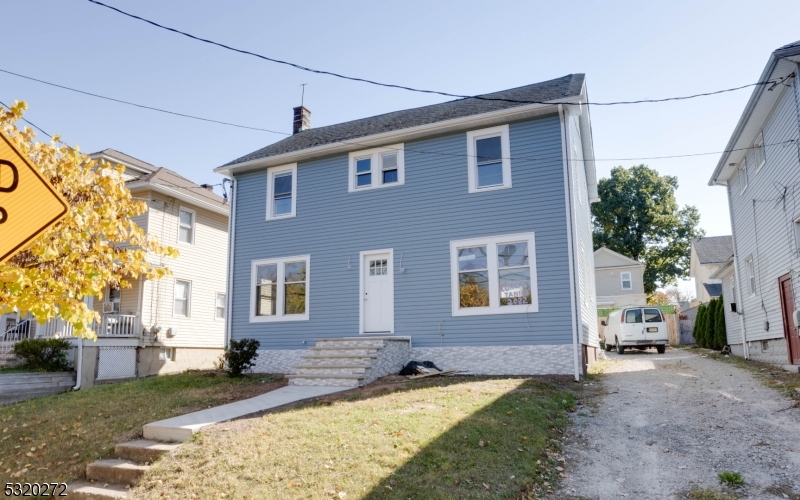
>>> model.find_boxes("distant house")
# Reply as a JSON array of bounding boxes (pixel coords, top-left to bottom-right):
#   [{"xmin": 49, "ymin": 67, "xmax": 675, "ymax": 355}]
[
  {"xmin": 593, "ymin": 247, "xmax": 647, "ymax": 307},
  {"xmin": 708, "ymin": 40, "xmax": 800, "ymax": 367},
  {"xmin": 216, "ymin": 74, "xmax": 602, "ymax": 381},
  {"xmin": 689, "ymin": 236, "xmax": 733, "ymax": 304},
  {"xmin": 2, "ymin": 150, "xmax": 230, "ymax": 383}
]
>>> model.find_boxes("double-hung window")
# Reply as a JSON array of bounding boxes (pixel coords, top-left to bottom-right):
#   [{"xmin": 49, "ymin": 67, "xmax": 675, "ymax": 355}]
[
  {"xmin": 746, "ymin": 256, "xmax": 756, "ymax": 295},
  {"xmin": 174, "ymin": 279, "xmax": 191, "ymax": 317},
  {"xmin": 450, "ymin": 233, "xmax": 538, "ymax": 316},
  {"xmin": 739, "ymin": 158, "xmax": 748, "ymax": 194},
  {"xmin": 215, "ymin": 293, "xmax": 226, "ymax": 320},
  {"xmin": 348, "ymin": 145, "xmax": 404, "ymax": 192},
  {"xmin": 178, "ymin": 208, "xmax": 195, "ymax": 244},
  {"xmin": 250, "ymin": 255, "xmax": 310, "ymax": 322},
  {"xmin": 466, "ymin": 125, "xmax": 511, "ymax": 193},
  {"xmin": 266, "ymin": 163, "xmax": 297, "ymax": 220},
  {"xmin": 753, "ymin": 132, "xmax": 765, "ymax": 172},
  {"xmin": 621, "ymin": 272, "xmax": 632, "ymax": 290}
]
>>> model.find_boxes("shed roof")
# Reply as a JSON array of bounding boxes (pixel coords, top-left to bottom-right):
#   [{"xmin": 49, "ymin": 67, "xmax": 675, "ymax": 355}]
[
  {"xmin": 692, "ymin": 236, "xmax": 734, "ymax": 265},
  {"xmin": 223, "ymin": 74, "xmax": 585, "ymax": 167}
]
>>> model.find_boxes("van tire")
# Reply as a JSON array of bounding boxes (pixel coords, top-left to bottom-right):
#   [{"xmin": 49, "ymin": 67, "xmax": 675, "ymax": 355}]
[
  {"xmin": 604, "ymin": 342, "xmax": 612, "ymax": 352},
  {"xmin": 616, "ymin": 338, "xmax": 625, "ymax": 355},
  {"xmin": 656, "ymin": 345, "xmax": 666, "ymax": 354}
]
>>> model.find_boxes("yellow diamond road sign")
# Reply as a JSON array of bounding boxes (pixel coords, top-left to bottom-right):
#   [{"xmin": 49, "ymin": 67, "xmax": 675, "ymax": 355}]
[{"xmin": 0, "ymin": 133, "xmax": 69, "ymax": 264}]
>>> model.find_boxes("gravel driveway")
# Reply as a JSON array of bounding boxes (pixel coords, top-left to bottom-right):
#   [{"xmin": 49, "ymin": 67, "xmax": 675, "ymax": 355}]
[{"xmin": 554, "ymin": 347, "xmax": 800, "ymax": 499}]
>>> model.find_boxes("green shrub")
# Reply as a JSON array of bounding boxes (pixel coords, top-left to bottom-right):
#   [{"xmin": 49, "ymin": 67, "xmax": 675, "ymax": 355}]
[
  {"xmin": 12, "ymin": 338, "xmax": 72, "ymax": 372},
  {"xmin": 717, "ymin": 470, "xmax": 744, "ymax": 488},
  {"xmin": 223, "ymin": 338, "xmax": 260, "ymax": 377}
]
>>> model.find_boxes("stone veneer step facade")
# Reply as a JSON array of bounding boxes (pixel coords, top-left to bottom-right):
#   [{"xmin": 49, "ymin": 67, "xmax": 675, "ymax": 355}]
[{"xmin": 286, "ymin": 337, "xmax": 411, "ymax": 387}]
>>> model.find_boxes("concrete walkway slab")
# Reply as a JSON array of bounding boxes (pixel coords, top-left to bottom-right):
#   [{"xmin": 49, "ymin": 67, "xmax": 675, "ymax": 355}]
[{"xmin": 143, "ymin": 385, "xmax": 351, "ymax": 442}]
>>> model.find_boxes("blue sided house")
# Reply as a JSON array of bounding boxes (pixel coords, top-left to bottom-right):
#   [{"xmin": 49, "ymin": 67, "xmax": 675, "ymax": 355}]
[{"xmin": 216, "ymin": 74, "xmax": 600, "ymax": 385}]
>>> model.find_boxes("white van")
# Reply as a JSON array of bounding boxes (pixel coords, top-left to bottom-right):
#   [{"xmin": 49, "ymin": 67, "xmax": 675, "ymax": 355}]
[{"xmin": 602, "ymin": 307, "xmax": 668, "ymax": 354}]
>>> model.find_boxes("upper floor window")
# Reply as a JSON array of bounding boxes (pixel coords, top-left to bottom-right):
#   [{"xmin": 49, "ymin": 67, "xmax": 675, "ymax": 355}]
[
  {"xmin": 250, "ymin": 255, "xmax": 310, "ymax": 322},
  {"xmin": 266, "ymin": 163, "xmax": 297, "ymax": 220},
  {"xmin": 753, "ymin": 132, "xmax": 765, "ymax": 172},
  {"xmin": 745, "ymin": 256, "xmax": 756, "ymax": 295},
  {"xmin": 794, "ymin": 216, "xmax": 800, "ymax": 254},
  {"xmin": 178, "ymin": 208, "xmax": 195, "ymax": 244},
  {"xmin": 467, "ymin": 125, "xmax": 511, "ymax": 193},
  {"xmin": 738, "ymin": 158, "xmax": 748, "ymax": 194},
  {"xmin": 348, "ymin": 145, "xmax": 404, "ymax": 192},
  {"xmin": 621, "ymin": 272, "xmax": 632, "ymax": 290},
  {"xmin": 450, "ymin": 232, "xmax": 538, "ymax": 316}
]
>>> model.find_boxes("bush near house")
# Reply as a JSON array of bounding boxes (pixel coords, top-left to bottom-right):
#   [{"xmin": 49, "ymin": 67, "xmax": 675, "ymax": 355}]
[
  {"xmin": 693, "ymin": 297, "xmax": 727, "ymax": 350},
  {"xmin": 11, "ymin": 338, "xmax": 71, "ymax": 372},
  {"xmin": 693, "ymin": 304, "xmax": 706, "ymax": 347},
  {"xmin": 223, "ymin": 338, "xmax": 260, "ymax": 377}
]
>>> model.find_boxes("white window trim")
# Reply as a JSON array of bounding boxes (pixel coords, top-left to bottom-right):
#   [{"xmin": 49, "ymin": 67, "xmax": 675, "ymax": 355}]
[
  {"xmin": 159, "ymin": 347, "xmax": 174, "ymax": 362},
  {"xmin": 173, "ymin": 279, "xmax": 192, "ymax": 318},
  {"xmin": 358, "ymin": 248, "xmax": 395, "ymax": 334},
  {"xmin": 793, "ymin": 215, "xmax": 800, "ymax": 254},
  {"xmin": 620, "ymin": 272, "xmax": 632, "ymax": 290},
  {"xmin": 347, "ymin": 144, "xmax": 405, "ymax": 192},
  {"xmin": 739, "ymin": 158, "xmax": 748, "ymax": 194},
  {"xmin": 249, "ymin": 254, "xmax": 310, "ymax": 323},
  {"xmin": 215, "ymin": 292, "xmax": 226, "ymax": 321},
  {"xmin": 466, "ymin": 124, "xmax": 512, "ymax": 193},
  {"xmin": 266, "ymin": 163, "xmax": 298, "ymax": 220},
  {"xmin": 745, "ymin": 256, "xmax": 756, "ymax": 296},
  {"xmin": 177, "ymin": 206, "xmax": 196, "ymax": 245},
  {"xmin": 449, "ymin": 232, "xmax": 539, "ymax": 317},
  {"xmin": 753, "ymin": 131, "xmax": 766, "ymax": 173}
]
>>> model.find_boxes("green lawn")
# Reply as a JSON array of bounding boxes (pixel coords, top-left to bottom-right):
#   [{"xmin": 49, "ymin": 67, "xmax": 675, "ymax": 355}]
[
  {"xmin": 0, "ymin": 372, "xmax": 285, "ymax": 483},
  {"xmin": 133, "ymin": 376, "xmax": 576, "ymax": 500}
]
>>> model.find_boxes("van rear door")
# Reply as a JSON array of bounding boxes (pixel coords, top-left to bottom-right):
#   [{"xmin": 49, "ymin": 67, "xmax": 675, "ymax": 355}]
[
  {"xmin": 622, "ymin": 308, "xmax": 644, "ymax": 344},
  {"xmin": 643, "ymin": 308, "xmax": 664, "ymax": 341}
]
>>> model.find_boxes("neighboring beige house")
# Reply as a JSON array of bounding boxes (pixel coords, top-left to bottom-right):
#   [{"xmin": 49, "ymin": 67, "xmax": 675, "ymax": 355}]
[
  {"xmin": 594, "ymin": 247, "xmax": 647, "ymax": 307},
  {"xmin": 689, "ymin": 236, "xmax": 733, "ymax": 304},
  {"xmin": 2, "ymin": 149, "xmax": 230, "ymax": 384}
]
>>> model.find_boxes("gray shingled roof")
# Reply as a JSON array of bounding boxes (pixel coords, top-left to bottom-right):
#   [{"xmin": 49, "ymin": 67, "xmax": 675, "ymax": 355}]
[
  {"xmin": 703, "ymin": 283, "xmax": 723, "ymax": 298},
  {"xmin": 776, "ymin": 39, "xmax": 800, "ymax": 53},
  {"xmin": 91, "ymin": 148, "xmax": 156, "ymax": 173},
  {"xmin": 131, "ymin": 168, "xmax": 228, "ymax": 211},
  {"xmin": 224, "ymin": 74, "xmax": 585, "ymax": 167},
  {"xmin": 693, "ymin": 236, "xmax": 733, "ymax": 264}
]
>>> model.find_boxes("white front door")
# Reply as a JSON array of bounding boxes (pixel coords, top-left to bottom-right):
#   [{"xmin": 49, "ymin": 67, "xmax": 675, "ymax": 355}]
[{"xmin": 363, "ymin": 252, "xmax": 393, "ymax": 333}]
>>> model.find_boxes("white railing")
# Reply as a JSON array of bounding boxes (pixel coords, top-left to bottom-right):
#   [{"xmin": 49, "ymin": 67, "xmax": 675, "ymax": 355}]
[
  {"xmin": 1, "ymin": 319, "xmax": 33, "ymax": 357},
  {"xmin": 36, "ymin": 314, "xmax": 139, "ymax": 339}
]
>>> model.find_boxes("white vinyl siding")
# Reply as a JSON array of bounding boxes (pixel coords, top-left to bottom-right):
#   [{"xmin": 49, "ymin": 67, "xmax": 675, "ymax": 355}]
[{"xmin": 139, "ymin": 191, "xmax": 228, "ymax": 348}]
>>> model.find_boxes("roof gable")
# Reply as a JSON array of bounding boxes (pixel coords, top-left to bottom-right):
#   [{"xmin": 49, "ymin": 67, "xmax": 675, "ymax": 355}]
[
  {"xmin": 131, "ymin": 167, "xmax": 227, "ymax": 211},
  {"xmin": 593, "ymin": 247, "xmax": 644, "ymax": 268},
  {"xmin": 692, "ymin": 236, "xmax": 733, "ymax": 265},
  {"xmin": 223, "ymin": 74, "xmax": 585, "ymax": 168}
]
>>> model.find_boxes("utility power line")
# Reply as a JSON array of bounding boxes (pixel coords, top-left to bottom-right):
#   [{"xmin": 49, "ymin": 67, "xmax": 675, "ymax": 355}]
[{"xmin": 86, "ymin": 0, "xmax": 782, "ymax": 106}]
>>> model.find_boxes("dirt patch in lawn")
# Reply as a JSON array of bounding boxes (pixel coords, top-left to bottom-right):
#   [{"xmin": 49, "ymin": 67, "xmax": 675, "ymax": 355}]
[
  {"xmin": 0, "ymin": 371, "xmax": 284, "ymax": 484},
  {"xmin": 132, "ymin": 375, "xmax": 581, "ymax": 500}
]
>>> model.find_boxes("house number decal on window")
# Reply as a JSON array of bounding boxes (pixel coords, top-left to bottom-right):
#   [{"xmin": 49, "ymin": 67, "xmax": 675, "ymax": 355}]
[{"xmin": 369, "ymin": 260, "xmax": 388, "ymax": 276}]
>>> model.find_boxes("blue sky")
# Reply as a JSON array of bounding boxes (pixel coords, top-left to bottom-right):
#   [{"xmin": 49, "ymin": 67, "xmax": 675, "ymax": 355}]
[{"xmin": 3, "ymin": 0, "xmax": 799, "ymax": 238}]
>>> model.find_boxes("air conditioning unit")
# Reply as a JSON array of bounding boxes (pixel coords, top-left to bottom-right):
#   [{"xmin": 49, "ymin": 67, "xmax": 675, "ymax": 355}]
[{"xmin": 102, "ymin": 302, "xmax": 120, "ymax": 313}]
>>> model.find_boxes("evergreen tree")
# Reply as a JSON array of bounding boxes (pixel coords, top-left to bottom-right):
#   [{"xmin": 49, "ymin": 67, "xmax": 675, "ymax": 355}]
[
  {"xmin": 694, "ymin": 304, "xmax": 705, "ymax": 347},
  {"xmin": 705, "ymin": 298, "xmax": 718, "ymax": 349},
  {"xmin": 715, "ymin": 295, "xmax": 728, "ymax": 350}
]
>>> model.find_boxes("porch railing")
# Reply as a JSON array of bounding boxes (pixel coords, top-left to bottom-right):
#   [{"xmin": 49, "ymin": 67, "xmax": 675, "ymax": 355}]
[
  {"xmin": 1, "ymin": 319, "xmax": 33, "ymax": 357},
  {"xmin": 36, "ymin": 314, "xmax": 139, "ymax": 339}
]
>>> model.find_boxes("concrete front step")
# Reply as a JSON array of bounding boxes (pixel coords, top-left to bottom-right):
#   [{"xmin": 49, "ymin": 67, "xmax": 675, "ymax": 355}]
[
  {"xmin": 294, "ymin": 367, "xmax": 370, "ymax": 376},
  {"xmin": 286, "ymin": 373, "xmax": 363, "ymax": 387},
  {"xmin": 308, "ymin": 347, "xmax": 381, "ymax": 356},
  {"xmin": 114, "ymin": 440, "xmax": 179, "ymax": 463},
  {"xmin": 65, "ymin": 482, "xmax": 129, "ymax": 499},
  {"xmin": 86, "ymin": 459, "xmax": 149, "ymax": 486}
]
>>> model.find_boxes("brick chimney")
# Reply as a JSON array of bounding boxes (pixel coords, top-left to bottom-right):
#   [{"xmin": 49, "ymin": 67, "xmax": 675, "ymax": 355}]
[{"xmin": 293, "ymin": 106, "xmax": 311, "ymax": 134}]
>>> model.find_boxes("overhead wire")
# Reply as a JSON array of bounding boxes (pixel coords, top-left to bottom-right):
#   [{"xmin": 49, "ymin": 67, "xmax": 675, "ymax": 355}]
[{"xmin": 85, "ymin": 0, "xmax": 780, "ymax": 107}]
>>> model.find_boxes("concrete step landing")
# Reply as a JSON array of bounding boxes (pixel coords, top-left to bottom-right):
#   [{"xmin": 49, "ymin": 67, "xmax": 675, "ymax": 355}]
[
  {"xmin": 65, "ymin": 482, "xmax": 129, "ymax": 499},
  {"xmin": 86, "ymin": 459, "xmax": 148, "ymax": 486}
]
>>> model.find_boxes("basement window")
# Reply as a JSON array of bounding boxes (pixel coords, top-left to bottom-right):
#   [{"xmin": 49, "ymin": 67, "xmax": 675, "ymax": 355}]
[{"xmin": 159, "ymin": 347, "xmax": 174, "ymax": 361}]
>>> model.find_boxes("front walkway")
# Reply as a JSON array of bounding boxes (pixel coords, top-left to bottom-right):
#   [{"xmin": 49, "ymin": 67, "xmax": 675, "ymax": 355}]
[
  {"xmin": 143, "ymin": 385, "xmax": 352, "ymax": 441},
  {"xmin": 555, "ymin": 348, "xmax": 800, "ymax": 499}
]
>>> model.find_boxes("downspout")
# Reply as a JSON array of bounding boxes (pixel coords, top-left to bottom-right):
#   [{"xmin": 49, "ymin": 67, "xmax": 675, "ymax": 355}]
[
  {"xmin": 559, "ymin": 104, "xmax": 582, "ymax": 382},
  {"xmin": 224, "ymin": 178, "xmax": 237, "ymax": 348}
]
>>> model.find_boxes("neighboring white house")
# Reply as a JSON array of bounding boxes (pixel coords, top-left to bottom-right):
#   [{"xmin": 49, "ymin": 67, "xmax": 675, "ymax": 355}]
[
  {"xmin": 708, "ymin": 40, "xmax": 800, "ymax": 367},
  {"xmin": 594, "ymin": 247, "xmax": 647, "ymax": 307},
  {"xmin": 1, "ymin": 149, "xmax": 230, "ymax": 383},
  {"xmin": 689, "ymin": 236, "xmax": 733, "ymax": 304}
]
